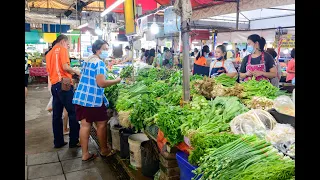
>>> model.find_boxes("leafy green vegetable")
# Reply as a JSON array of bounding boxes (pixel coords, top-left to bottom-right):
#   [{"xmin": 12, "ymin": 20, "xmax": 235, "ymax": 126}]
[
  {"xmin": 155, "ymin": 106, "xmax": 190, "ymax": 146},
  {"xmin": 129, "ymin": 94, "xmax": 159, "ymax": 131},
  {"xmin": 120, "ymin": 65, "xmax": 134, "ymax": 78},
  {"xmin": 241, "ymin": 79, "xmax": 279, "ymax": 100},
  {"xmin": 188, "ymin": 133, "xmax": 240, "ymax": 165},
  {"xmin": 214, "ymin": 74, "xmax": 237, "ymax": 87},
  {"xmin": 193, "ymin": 135, "xmax": 294, "ymax": 180}
]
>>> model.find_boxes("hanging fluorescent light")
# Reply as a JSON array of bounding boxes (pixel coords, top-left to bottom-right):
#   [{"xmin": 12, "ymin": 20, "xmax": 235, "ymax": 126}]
[
  {"xmin": 77, "ymin": 23, "xmax": 89, "ymax": 29},
  {"xmin": 100, "ymin": 0, "xmax": 125, "ymax": 17},
  {"xmin": 151, "ymin": 22, "xmax": 159, "ymax": 34}
]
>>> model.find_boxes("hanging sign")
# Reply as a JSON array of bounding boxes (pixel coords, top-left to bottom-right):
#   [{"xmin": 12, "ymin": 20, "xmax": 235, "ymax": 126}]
[{"xmin": 164, "ymin": 7, "xmax": 181, "ymax": 34}]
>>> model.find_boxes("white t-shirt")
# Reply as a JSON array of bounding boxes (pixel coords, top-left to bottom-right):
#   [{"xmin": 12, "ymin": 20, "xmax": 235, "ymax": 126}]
[{"xmin": 209, "ymin": 60, "xmax": 237, "ymax": 76}]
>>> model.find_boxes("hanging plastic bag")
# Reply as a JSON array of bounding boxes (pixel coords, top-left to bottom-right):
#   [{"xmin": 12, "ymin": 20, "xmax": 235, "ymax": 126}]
[
  {"xmin": 46, "ymin": 96, "xmax": 53, "ymax": 112},
  {"xmin": 274, "ymin": 95, "xmax": 295, "ymax": 117}
]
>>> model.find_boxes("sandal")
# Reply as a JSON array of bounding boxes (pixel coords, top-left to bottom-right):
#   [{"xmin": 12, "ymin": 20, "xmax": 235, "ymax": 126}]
[
  {"xmin": 82, "ymin": 153, "xmax": 96, "ymax": 162},
  {"xmin": 100, "ymin": 150, "xmax": 116, "ymax": 158}
]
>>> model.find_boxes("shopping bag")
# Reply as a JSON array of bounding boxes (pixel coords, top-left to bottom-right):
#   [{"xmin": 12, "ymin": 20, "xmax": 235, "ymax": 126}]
[{"xmin": 46, "ymin": 96, "xmax": 53, "ymax": 112}]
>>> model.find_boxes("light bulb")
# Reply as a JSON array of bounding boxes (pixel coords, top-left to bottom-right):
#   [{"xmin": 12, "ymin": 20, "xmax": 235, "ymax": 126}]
[
  {"xmin": 151, "ymin": 23, "xmax": 159, "ymax": 34},
  {"xmin": 40, "ymin": 38, "xmax": 44, "ymax": 43}
]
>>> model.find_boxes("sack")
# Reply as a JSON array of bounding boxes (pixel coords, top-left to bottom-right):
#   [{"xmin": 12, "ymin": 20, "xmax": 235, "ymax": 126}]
[
  {"xmin": 46, "ymin": 96, "xmax": 53, "ymax": 112},
  {"xmin": 61, "ymin": 78, "xmax": 71, "ymax": 91}
]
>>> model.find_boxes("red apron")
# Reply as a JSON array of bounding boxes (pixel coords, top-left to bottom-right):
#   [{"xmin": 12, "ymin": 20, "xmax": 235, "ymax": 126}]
[{"xmin": 244, "ymin": 52, "xmax": 269, "ymax": 81}]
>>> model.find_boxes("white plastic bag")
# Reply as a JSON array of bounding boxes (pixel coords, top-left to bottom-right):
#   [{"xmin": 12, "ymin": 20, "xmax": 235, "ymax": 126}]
[
  {"xmin": 274, "ymin": 95, "xmax": 295, "ymax": 117},
  {"xmin": 230, "ymin": 109, "xmax": 277, "ymax": 138},
  {"xmin": 46, "ymin": 96, "xmax": 53, "ymax": 112}
]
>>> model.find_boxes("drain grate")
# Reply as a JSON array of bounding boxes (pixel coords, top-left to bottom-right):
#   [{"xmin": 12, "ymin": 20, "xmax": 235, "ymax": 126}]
[{"xmin": 90, "ymin": 126, "xmax": 130, "ymax": 180}]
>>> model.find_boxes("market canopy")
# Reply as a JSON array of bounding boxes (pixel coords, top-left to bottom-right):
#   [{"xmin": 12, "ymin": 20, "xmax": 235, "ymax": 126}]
[
  {"xmin": 27, "ymin": 0, "xmax": 104, "ymax": 11},
  {"xmin": 106, "ymin": 0, "xmax": 158, "ymax": 13},
  {"xmin": 201, "ymin": 4, "xmax": 295, "ymax": 30}
]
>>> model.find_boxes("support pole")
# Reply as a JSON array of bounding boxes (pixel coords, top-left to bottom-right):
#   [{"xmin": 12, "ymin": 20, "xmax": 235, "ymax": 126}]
[
  {"xmin": 60, "ymin": 13, "xmax": 62, "ymax": 33},
  {"xmin": 236, "ymin": 0, "xmax": 240, "ymax": 30},
  {"xmin": 181, "ymin": 20, "xmax": 190, "ymax": 102}
]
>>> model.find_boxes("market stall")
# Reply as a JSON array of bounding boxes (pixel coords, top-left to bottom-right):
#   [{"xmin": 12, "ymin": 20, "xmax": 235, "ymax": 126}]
[{"xmin": 89, "ymin": 64, "xmax": 295, "ymax": 180}]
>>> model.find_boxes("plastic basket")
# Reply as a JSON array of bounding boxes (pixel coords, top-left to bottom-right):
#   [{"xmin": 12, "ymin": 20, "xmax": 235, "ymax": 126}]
[{"xmin": 176, "ymin": 151, "xmax": 201, "ymax": 180}]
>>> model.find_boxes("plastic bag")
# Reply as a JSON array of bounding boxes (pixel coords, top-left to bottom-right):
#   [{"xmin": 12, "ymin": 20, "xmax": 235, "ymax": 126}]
[
  {"xmin": 274, "ymin": 95, "xmax": 295, "ymax": 117},
  {"xmin": 265, "ymin": 123, "xmax": 295, "ymax": 145},
  {"xmin": 230, "ymin": 109, "xmax": 277, "ymax": 137},
  {"xmin": 46, "ymin": 96, "xmax": 53, "ymax": 112}
]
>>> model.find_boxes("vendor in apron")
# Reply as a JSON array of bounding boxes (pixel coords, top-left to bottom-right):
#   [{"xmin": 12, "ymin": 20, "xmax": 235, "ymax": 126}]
[
  {"xmin": 239, "ymin": 34, "xmax": 277, "ymax": 81},
  {"xmin": 209, "ymin": 45, "xmax": 237, "ymax": 78}
]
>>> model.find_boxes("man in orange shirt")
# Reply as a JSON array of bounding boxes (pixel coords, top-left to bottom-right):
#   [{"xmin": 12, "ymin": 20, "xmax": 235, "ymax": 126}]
[{"xmin": 46, "ymin": 35, "xmax": 81, "ymax": 148}]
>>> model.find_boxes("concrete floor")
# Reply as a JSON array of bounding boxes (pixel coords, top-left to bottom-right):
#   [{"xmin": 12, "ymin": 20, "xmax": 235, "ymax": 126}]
[{"xmin": 25, "ymin": 84, "xmax": 117, "ymax": 180}]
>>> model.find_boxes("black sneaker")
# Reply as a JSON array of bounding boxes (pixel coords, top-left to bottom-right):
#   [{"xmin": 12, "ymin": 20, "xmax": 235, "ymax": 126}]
[{"xmin": 54, "ymin": 142, "xmax": 68, "ymax": 148}]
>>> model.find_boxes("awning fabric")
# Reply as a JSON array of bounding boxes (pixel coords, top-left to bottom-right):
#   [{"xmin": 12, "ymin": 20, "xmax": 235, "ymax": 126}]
[
  {"xmin": 43, "ymin": 33, "xmax": 57, "ymax": 43},
  {"xmin": 106, "ymin": 0, "xmax": 157, "ymax": 13},
  {"xmin": 25, "ymin": 31, "xmax": 40, "ymax": 44}
]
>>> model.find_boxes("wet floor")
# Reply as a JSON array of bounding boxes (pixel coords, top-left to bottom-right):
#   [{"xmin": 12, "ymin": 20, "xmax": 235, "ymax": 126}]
[{"xmin": 25, "ymin": 84, "xmax": 117, "ymax": 180}]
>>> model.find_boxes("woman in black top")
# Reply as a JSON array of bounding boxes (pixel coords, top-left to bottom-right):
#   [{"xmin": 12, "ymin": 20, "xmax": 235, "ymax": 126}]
[{"xmin": 239, "ymin": 34, "xmax": 276, "ymax": 81}]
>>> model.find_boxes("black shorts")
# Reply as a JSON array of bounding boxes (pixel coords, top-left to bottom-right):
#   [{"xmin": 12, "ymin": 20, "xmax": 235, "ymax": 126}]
[{"xmin": 25, "ymin": 74, "xmax": 29, "ymax": 87}]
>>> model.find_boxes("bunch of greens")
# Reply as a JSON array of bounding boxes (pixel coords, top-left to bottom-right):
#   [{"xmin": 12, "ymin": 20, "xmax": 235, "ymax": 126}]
[
  {"xmin": 157, "ymin": 68, "xmax": 176, "ymax": 80},
  {"xmin": 209, "ymin": 96, "xmax": 248, "ymax": 123},
  {"xmin": 163, "ymin": 85, "xmax": 182, "ymax": 106},
  {"xmin": 188, "ymin": 133, "xmax": 240, "ymax": 165},
  {"xmin": 155, "ymin": 106, "xmax": 190, "ymax": 146},
  {"xmin": 189, "ymin": 95, "xmax": 209, "ymax": 110},
  {"xmin": 168, "ymin": 70, "xmax": 183, "ymax": 85},
  {"xmin": 148, "ymin": 81, "xmax": 171, "ymax": 97},
  {"xmin": 120, "ymin": 65, "xmax": 134, "ymax": 78},
  {"xmin": 115, "ymin": 90, "xmax": 138, "ymax": 112},
  {"xmin": 104, "ymin": 73, "xmax": 120, "ymax": 109},
  {"xmin": 136, "ymin": 68, "xmax": 159, "ymax": 81},
  {"xmin": 241, "ymin": 79, "xmax": 279, "ymax": 100},
  {"xmin": 190, "ymin": 74, "xmax": 204, "ymax": 82},
  {"xmin": 214, "ymin": 74, "xmax": 237, "ymax": 87},
  {"xmin": 181, "ymin": 97, "xmax": 248, "ymax": 139},
  {"xmin": 129, "ymin": 94, "xmax": 159, "ymax": 131},
  {"xmin": 231, "ymin": 158, "xmax": 295, "ymax": 180},
  {"xmin": 193, "ymin": 135, "xmax": 293, "ymax": 180}
]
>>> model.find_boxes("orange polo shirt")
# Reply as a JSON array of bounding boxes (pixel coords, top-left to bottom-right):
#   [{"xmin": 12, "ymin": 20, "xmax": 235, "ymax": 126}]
[
  {"xmin": 194, "ymin": 56, "xmax": 207, "ymax": 66},
  {"xmin": 46, "ymin": 45, "xmax": 72, "ymax": 85}
]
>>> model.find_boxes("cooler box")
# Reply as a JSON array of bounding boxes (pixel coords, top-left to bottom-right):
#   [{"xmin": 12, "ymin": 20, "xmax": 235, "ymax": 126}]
[{"xmin": 176, "ymin": 151, "xmax": 201, "ymax": 180}]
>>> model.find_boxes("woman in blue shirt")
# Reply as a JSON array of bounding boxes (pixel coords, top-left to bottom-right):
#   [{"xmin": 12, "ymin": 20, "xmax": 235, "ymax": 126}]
[{"xmin": 73, "ymin": 40, "xmax": 121, "ymax": 161}]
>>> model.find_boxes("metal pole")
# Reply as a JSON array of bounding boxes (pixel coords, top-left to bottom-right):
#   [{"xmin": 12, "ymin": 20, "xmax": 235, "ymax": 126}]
[
  {"xmin": 182, "ymin": 20, "xmax": 190, "ymax": 102},
  {"xmin": 236, "ymin": 0, "xmax": 240, "ymax": 30},
  {"xmin": 60, "ymin": 13, "xmax": 62, "ymax": 33}
]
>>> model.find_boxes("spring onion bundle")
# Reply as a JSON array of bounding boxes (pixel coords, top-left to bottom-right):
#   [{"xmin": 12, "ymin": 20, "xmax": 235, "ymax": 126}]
[{"xmin": 193, "ymin": 135, "xmax": 294, "ymax": 180}]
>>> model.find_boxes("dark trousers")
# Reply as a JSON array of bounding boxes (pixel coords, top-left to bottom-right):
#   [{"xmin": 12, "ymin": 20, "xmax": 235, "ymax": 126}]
[{"xmin": 51, "ymin": 82, "xmax": 80, "ymax": 147}]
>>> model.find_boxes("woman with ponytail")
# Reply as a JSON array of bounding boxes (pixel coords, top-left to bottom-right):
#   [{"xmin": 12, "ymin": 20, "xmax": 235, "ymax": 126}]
[{"xmin": 239, "ymin": 34, "xmax": 276, "ymax": 81}]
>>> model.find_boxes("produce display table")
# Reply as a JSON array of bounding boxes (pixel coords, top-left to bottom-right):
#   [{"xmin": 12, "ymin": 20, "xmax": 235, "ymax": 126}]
[
  {"xmin": 29, "ymin": 67, "xmax": 48, "ymax": 84},
  {"xmin": 29, "ymin": 67, "xmax": 48, "ymax": 77}
]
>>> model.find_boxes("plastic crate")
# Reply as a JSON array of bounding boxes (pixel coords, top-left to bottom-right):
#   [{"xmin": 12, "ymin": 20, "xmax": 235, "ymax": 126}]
[{"xmin": 176, "ymin": 151, "xmax": 201, "ymax": 180}]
